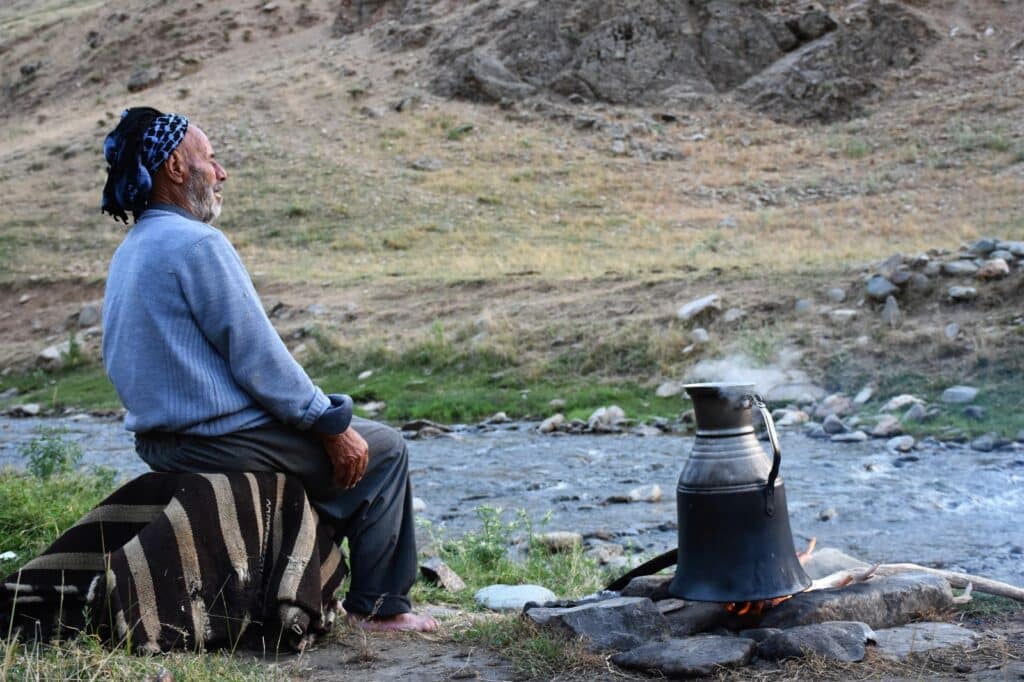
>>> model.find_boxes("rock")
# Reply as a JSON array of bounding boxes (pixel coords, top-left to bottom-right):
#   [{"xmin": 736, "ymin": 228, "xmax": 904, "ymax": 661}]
[
  {"xmin": 359, "ymin": 400, "xmax": 386, "ymax": 416},
  {"xmin": 527, "ymin": 597, "xmax": 669, "ymax": 652},
  {"xmin": 689, "ymin": 328, "xmax": 710, "ymax": 345},
  {"xmin": 941, "ymin": 260, "xmax": 979, "ymax": 276},
  {"xmin": 760, "ymin": 573, "xmax": 954, "ymax": 630},
  {"xmin": 723, "ymin": 307, "xmax": 746, "ymax": 323},
  {"xmin": 818, "ymin": 507, "xmax": 838, "ymax": 521},
  {"xmin": 829, "ymin": 309, "xmax": 858, "ymax": 324},
  {"xmin": 585, "ymin": 543, "xmax": 625, "ymax": 565},
  {"xmin": 814, "ymin": 394, "xmax": 853, "ymax": 419},
  {"xmin": 865, "ymin": 275, "xmax": 898, "ymax": 301},
  {"xmin": 534, "ymin": 531, "xmax": 582, "ymax": 553},
  {"xmin": 627, "ymin": 484, "xmax": 662, "ymax": 503},
  {"xmin": 8, "ymin": 403, "xmax": 42, "ymax": 417},
  {"xmin": 1017, "ymin": 430, "xmax": 1024, "ymax": 443},
  {"xmin": 621, "ymin": 574, "xmax": 673, "ymax": 599},
  {"xmin": 853, "ymin": 385, "xmax": 873, "ymax": 405},
  {"xmin": 873, "ymin": 622, "xmax": 977, "ymax": 660},
  {"xmin": 409, "ymin": 156, "xmax": 443, "ymax": 171},
  {"xmin": 948, "ymin": 285, "xmax": 977, "ymax": 302},
  {"xmin": 822, "ymin": 414, "xmax": 848, "ymax": 435},
  {"xmin": 944, "ymin": 322, "xmax": 960, "ymax": 340},
  {"xmin": 941, "ymin": 386, "xmax": 978, "ymax": 404},
  {"xmin": 830, "ymin": 431, "xmax": 868, "ymax": 443},
  {"xmin": 357, "ymin": 369, "xmax": 373, "ymax": 380},
  {"xmin": 976, "ymin": 258, "xmax": 1009, "ymax": 280},
  {"xmin": 0, "ymin": 551, "xmax": 18, "ymax": 561},
  {"xmin": 825, "ymin": 287, "xmax": 846, "ymax": 303},
  {"xmin": 871, "ymin": 415, "xmax": 904, "ymax": 438},
  {"xmin": 78, "ymin": 301, "xmax": 102, "ymax": 327},
  {"xmin": 484, "ymin": 411, "xmax": 510, "ymax": 424},
  {"xmin": 412, "ymin": 497, "xmax": 427, "ymax": 513},
  {"xmin": 676, "ymin": 294, "xmax": 721, "ymax": 322},
  {"xmin": 37, "ymin": 341, "xmax": 71, "ymax": 371},
  {"xmin": 890, "ymin": 268, "xmax": 913, "ymax": 286},
  {"xmin": 612, "ymin": 635, "xmax": 754, "ymax": 677},
  {"xmin": 757, "ymin": 621, "xmax": 873, "ymax": 662},
  {"xmin": 126, "ymin": 69, "xmax": 161, "ymax": 92},
  {"xmin": 803, "ymin": 422, "xmax": 828, "ymax": 439},
  {"xmin": 881, "ymin": 295, "xmax": 901, "ymax": 328},
  {"xmin": 998, "ymin": 240, "xmax": 1024, "ymax": 257},
  {"xmin": 420, "ymin": 558, "xmax": 466, "ymax": 592},
  {"xmin": 655, "ymin": 381, "xmax": 684, "ymax": 398},
  {"xmin": 661, "ymin": 601, "xmax": 733, "ymax": 636},
  {"xmin": 970, "ymin": 433, "xmax": 1000, "ymax": 453},
  {"xmin": 887, "ymin": 436, "xmax": 915, "ymax": 452},
  {"xmin": 610, "ymin": 139, "xmax": 627, "ymax": 155},
  {"xmin": 538, "ymin": 413, "xmax": 565, "ymax": 433},
  {"xmin": 588, "ymin": 405, "xmax": 626, "ymax": 431},
  {"xmin": 548, "ymin": 398, "xmax": 566, "ymax": 410},
  {"xmin": 968, "ymin": 238, "xmax": 999, "ymax": 256},
  {"xmin": 801, "ymin": 548, "xmax": 869, "ymax": 580},
  {"xmin": 881, "ymin": 394, "xmax": 923, "ymax": 412},
  {"xmin": 963, "ymin": 405, "xmax": 985, "ymax": 421},
  {"xmin": 794, "ymin": 298, "xmax": 813, "ymax": 314},
  {"xmin": 902, "ymin": 403, "xmax": 928, "ymax": 422},
  {"xmin": 907, "ymin": 272, "xmax": 933, "ymax": 294},
  {"xmin": 990, "ymin": 249, "xmax": 1015, "ymax": 262},
  {"xmin": 475, "ymin": 584, "xmax": 556, "ymax": 611},
  {"xmin": 773, "ymin": 409, "xmax": 809, "ymax": 427}
]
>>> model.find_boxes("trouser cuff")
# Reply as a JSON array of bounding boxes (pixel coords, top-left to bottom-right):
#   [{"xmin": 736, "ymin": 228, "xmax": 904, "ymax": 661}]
[{"xmin": 343, "ymin": 591, "xmax": 411, "ymax": 618}]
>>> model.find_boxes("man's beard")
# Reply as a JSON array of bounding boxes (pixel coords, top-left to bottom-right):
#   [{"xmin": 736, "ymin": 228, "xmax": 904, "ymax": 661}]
[{"xmin": 183, "ymin": 167, "xmax": 223, "ymax": 223}]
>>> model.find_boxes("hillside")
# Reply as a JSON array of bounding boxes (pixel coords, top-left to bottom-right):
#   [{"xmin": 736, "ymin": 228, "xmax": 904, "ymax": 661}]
[{"xmin": 0, "ymin": 0, "xmax": 1022, "ymax": 429}]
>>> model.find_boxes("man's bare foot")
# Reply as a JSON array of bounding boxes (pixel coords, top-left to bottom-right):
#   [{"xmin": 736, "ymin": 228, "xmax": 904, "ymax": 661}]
[{"xmin": 347, "ymin": 612, "xmax": 439, "ymax": 633}]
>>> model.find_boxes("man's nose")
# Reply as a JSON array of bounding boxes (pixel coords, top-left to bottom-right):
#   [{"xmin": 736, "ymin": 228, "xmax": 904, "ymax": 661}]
[{"xmin": 216, "ymin": 162, "xmax": 228, "ymax": 182}]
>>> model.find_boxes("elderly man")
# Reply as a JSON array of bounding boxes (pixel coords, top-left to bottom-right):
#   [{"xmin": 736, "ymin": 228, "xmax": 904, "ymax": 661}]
[{"xmin": 100, "ymin": 107, "xmax": 436, "ymax": 632}]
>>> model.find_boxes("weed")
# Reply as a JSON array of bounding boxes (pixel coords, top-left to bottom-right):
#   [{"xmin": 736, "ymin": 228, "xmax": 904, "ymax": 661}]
[
  {"xmin": 446, "ymin": 123, "xmax": 474, "ymax": 141},
  {"xmin": 844, "ymin": 137, "xmax": 871, "ymax": 159},
  {"xmin": 18, "ymin": 427, "xmax": 83, "ymax": 480}
]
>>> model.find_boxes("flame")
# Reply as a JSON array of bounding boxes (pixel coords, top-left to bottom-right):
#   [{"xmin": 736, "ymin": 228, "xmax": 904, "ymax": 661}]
[{"xmin": 725, "ymin": 595, "xmax": 791, "ymax": 617}]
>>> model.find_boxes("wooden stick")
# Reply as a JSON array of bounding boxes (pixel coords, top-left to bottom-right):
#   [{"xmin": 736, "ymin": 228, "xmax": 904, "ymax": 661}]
[{"xmin": 871, "ymin": 564, "xmax": 1024, "ymax": 603}]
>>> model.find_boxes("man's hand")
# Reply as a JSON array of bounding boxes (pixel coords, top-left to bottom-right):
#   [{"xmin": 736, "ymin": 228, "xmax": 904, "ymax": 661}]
[{"xmin": 319, "ymin": 428, "xmax": 369, "ymax": 489}]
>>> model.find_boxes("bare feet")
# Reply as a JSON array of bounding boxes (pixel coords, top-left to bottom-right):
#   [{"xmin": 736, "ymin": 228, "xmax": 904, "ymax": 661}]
[{"xmin": 347, "ymin": 611, "xmax": 439, "ymax": 633}]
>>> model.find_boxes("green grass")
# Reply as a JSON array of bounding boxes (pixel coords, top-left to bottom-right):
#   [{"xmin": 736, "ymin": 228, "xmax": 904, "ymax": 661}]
[
  {"xmin": 954, "ymin": 591, "xmax": 1023, "ymax": 619},
  {"xmin": 0, "ymin": 361, "xmax": 120, "ymax": 413},
  {"xmin": 454, "ymin": 617, "xmax": 600, "ymax": 679}
]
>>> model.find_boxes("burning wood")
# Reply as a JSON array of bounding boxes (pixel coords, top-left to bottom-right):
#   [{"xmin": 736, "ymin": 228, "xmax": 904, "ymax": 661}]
[{"xmin": 725, "ymin": 595, "xmax": 791, "ymax": 617}]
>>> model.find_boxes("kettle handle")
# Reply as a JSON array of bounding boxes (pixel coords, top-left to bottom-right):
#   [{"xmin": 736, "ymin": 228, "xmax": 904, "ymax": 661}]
[{"xmin": 751, "ymin": 394, "xmax": 780, "ymax": 517}]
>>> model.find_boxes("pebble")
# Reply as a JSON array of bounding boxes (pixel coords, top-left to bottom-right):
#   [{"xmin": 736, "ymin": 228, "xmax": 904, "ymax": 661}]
[
  {"xmin": 723, "ymin": 307, "xmax": 746, "ymax": 323},
  {"xmin": 794, "ymin": 299, "xmax": 813, "ymax": 313},
  {"xmin": 944, "ymin": 323, "xmax": 960, "ymax": 340},
  {"xmin": 357, "ymin": 369, "xmax": 373, "ymax": 380},
  {"xmin": 865, "ymin": 275, "xmax": 898, "ymax": 301},
  {"xmin": 538, "ymin": 413, "xmax": 565, "ymax": 433},
  {"xmin": 826, "ymin": 287, "xmax": 846, "ymax": 303},
  {"xmin": 655, "ymin": 381, "xmax": 684, "ymax": 398},
  {"xmin": 627, "ymin": 484, "xmax": 662, "ymax": 503},
  {"xmin": 975, "ymin": 258, "xmax": 1009, "ymax": 280},
  {"xmin": 690, "ymin": 328, "xmax": 710, "ymax": 344},
  {"xmin": 881, "ymin": 296, "xmax": 901, "ymax": 328},
  {"xmin": 902, "ymin": 403, "xmax": 927, "ymax": 422},
  {"xmin": 941, "ymin": 386, "xmax": 978, "ymax": 404},
  {"xmin": 831, "ymin": 431, "xmax": 868, "ymax": 443},
  {"xmin": 962, "ymin": 405, "xmax": 985, "ymax": 421},
  {"xmin": 948, "ymin": 286, "xmax": 977, "ymax": 302},
  {"xmin": 881, "ymin": 394, "xmax": 922, "ymax": 412},
  {"xmin": 853, "ymin": 386, "xmax": 874, "ymax": 405},
  {"xmin": 822, "ymin": 414, "xmax": 848, "ymax": 435},
  {"xmin": 475, "ymin": 584, "xmax": 556, "ymax": 611},
  {"xmin": 871, "ymin": 415, "xmax": 904, "ymax": 437},
  {"xmin": 412, "ymin": 497, "xmax": 427, "ymax": 513},
  {"xmin": 887, "ymin": 435, "xmax": 916, "ymax": 452},
  {"xmin": 676, "ymin": 294, "xmax": 721, "ymax": 322},
  {"xmin": 829, "ymin": 309, "xmax": 858, "ymax": 324},
  {"xmin": 941, "ymin": 261, "xmax": 979, "ymax": 276}
]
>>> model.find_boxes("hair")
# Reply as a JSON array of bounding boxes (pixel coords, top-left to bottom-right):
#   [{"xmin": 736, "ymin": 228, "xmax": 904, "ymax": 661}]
[{"xmin": 101, "ymin": 107, "xmax": 164, "ymax": 224}]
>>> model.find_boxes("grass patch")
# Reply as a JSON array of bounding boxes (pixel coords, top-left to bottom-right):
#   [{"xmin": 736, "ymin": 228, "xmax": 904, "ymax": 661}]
[
  {"xmin": 954, "ymin": 591, "xmax": 1023, "ymax": 619},
  {"xmin": 0, "ymin": 362, "xmax": 120, "ymax": 413},
  {"xmin": 453, "ymin": 617, "xmax": 601, "ymax": 679}
]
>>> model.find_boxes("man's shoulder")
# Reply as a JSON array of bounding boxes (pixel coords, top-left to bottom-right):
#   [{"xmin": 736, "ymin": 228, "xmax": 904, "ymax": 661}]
[{"xmin": 133, "ymin": 210, "xmax": 228, "ymax": 254}]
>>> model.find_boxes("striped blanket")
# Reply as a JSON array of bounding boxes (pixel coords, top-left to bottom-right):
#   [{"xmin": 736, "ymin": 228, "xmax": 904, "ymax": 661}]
[{"xmin": 0, "ymin": 471, "xmax": 346, "ymax": 653}]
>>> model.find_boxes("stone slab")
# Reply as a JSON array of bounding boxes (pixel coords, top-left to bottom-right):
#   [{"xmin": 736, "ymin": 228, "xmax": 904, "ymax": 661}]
[
  {"xmin": 759, "ymin": 573, "xmax": 953, "ymax": 630},
  {"xmin": 526, "ymin": 596, "xmax": 669, "ymax": 651},
  {"xmin": 873, "ymin": 622, "xmax": 978, "ymax": 660},
  {"xmin": 611, "ymin": 635, "xmax": 755, "ymax": 678},
  {"xmin": 801, "ymin": 547, "xmax": 870, "ymax": 580},
  {"xmin": 475, "ymin": 584, "xmax": 556, "ymax": 611},
  {"xmin": 757, "ymin": 621, "xmax": 874, "ymax": 662}
]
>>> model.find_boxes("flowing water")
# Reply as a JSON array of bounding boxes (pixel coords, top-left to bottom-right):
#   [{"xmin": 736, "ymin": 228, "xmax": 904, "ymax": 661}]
[{"xmin": 2, "ymin": 416, "xmax": 1022, "ymax": 585}]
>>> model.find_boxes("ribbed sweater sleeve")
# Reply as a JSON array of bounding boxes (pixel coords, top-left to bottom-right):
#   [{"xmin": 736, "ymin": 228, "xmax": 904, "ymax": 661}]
[{"xmin": 176, "ymin": 233, "xmax": 332, "ymax": 430}]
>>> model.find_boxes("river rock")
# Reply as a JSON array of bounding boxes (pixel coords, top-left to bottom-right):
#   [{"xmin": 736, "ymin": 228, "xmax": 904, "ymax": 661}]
[
  {"xmin": 628, "ymin": 484, "xmax": 662, "ymax": 503},
  {"xmin": 527, "ymin": 597, "xmax": 669, "ymax": 651},
  {"xmin": 475, "ymin": 584, "xmax": 556, "ymax": 611},
  {"xmin": 948, "ymin": 285, "xmax": 977, "ymax": 302},
  {"xmin": 881, "ymin": 394, "xmax": 923, "ymax": 412},
  {"xmin": 831, "ymin": 430, "xmax": 868, "ymax": 443},
  {"xmin": 900, "ymin": 403, "xmax": 927, "ymax": 424},
  {"xmin": 78, "ymin": 301, "xmax": 102, "ymax": 327},
  {"xmin": 881, "ymin": 295, "xmax": 901, "ymax": 328},
  {"xmin": 887, "ymin": 435, "xmax": 915, "ymax": 452},
  {"xmin": 7, "ymin": 403, "xmax": 42, "ymax": 417},
  {"xmin": 941, "ymin": 260, "xmax": 978, "ymax": 276},
  {"xmin": 412, "ymin": 497, "xmax": 427, "ymax": 513},
  {"xmin": 871, "ymin": 415, "xmax": 903, "ymax": 438},
  {"xmin": 873, "ymin": 622, "xmax": 977, "ymax": 660},
  {"xmin": 690, "ymin": 328, "xmax": 710, "ymax": 344},
  {"xmin": 534, "ymin": 531, "xmax": 582, "ymax": 552},
  {"xmin": 585, "ymin": 543, "xmax": 625, "ymax": 565},
  {"xmin": 588, "ymin": 405, "xmax": 626, "ymax": 431},
  {"xmin": 801, "ymin": 548, "xmax": 869, "ymax": 579},
  {"xmin": 723, "ymin": 307, "xmax": 746, "ymax": 323},
  {"xmin": 944, "ymin": 322, "xmax": 960, "ymax": 340},
  {"xmin": 773, "ymin": 409, "xmax": 809, "ymax": 427},
  {"xmin": 976, "ymin": 258, "xmax": 1009, "ymax": 280},
  {"xmin": 963, "ymin": 405, "xmax": 986, "ymax": 421},
  {"xmin": 853, "ymin": 385, "xmax": 874, "ymax": 405},
  {"xmin": 539, "ymin": 413, "xmax": 565, "ymax": 433},
  {"xmin": 621, "ymin": 574, "xmax": 673, "ymax": 599},
  {"xmin": 941, "ymin": 385, "xmax": 978, "ymax": 404},
  {"xmin": 484, "ymin": 411, "xmax": 510, "ymax": 424},
  {"xmin": 794, "ymin": 298, "xmax": 813, "ymax": 314},
  {"xmin": 757, "ymin": 621, "xmax": 874, "ymax": 662},
  {"xmin": 828, "ymin": 309, "xmax": 857, "ymax": 324},
  {"xmin": 968, "ymin": 238, "xmax": 999, "ymax": 256},
  {"xmin": 760, "ymin": 573, "xmax": 954, "ymax": 630},
  {"xmin": 611, "ymin": 636, "xmax": 754, "ymax": 677},
  {"xmin": 826, "ymin": 287, "xmax": 846, "ymax": 302},
  {"xmin": 814, "ymin": 394, "xmax": 853, "ymax": 419},
  {"xmin": 655, "ymin": 380, "xmax": 684, "ymax": 398},
  {"xmin": 420, "ymin": 558, "xmax": 466, "ymax": 592},
  {"xmin": 822, "ymin": 414, "xmax": 848, "ymax": 435},
  {"xmin": 676, "ymin": 294, "xmax": 721, "ymax": 322},
  {"xmin": 970, "ymin": 433, "xmax": 1001, "ymax": 453},
  {"xmin": 865, "ymin": 275, "xmax": 898, "ymax": 301},
  {"xmin": 990, "ymin": 249, "xmax": 1015, "ymax": 262},
  {"xmin": 37, "ymin": 341, "xmax": 71, "ymax": 371},
  {"xmin": 998, "ymin": 239, "xmax": 1024, "ymax": 257}
]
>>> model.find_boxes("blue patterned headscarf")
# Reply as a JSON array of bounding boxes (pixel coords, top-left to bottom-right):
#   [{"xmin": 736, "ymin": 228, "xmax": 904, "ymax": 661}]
[{"xmin": 101, "ymin": 108, "xmax": 189, "ymax": 223}]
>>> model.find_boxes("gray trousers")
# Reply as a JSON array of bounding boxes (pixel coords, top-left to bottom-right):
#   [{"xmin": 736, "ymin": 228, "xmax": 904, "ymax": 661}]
[{"xmin": 135, "ymin": 416, "xmax": 417, "ymax": 617}]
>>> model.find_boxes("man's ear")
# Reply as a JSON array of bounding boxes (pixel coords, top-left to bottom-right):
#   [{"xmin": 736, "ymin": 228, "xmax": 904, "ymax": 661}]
[{"xmin": 161, "ymin": 147, "xmax": 188, "ymax": 185}]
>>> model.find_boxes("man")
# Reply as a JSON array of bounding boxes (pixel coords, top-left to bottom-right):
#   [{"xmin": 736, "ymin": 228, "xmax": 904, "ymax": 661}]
[{"xmin": 100, "ymin": 107, "xmax": 436, "ymax": 632}]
